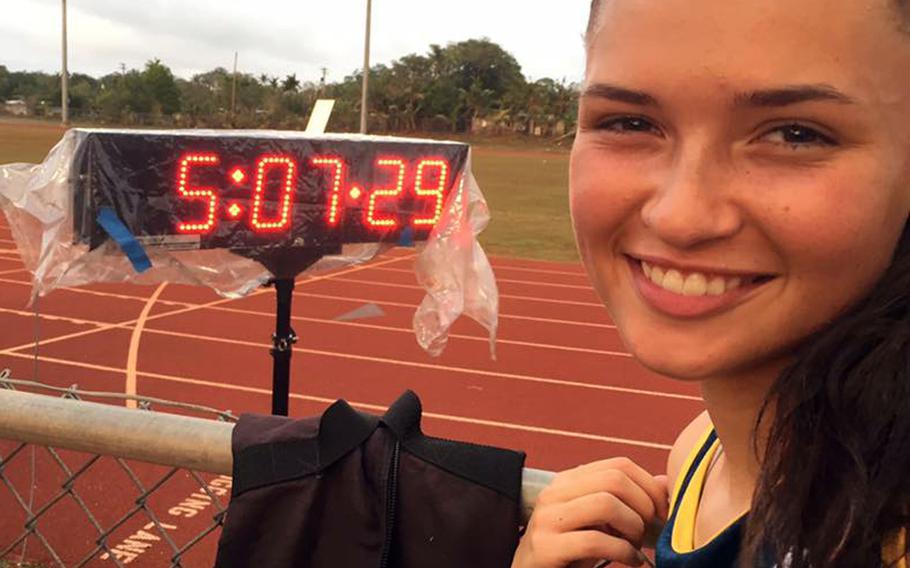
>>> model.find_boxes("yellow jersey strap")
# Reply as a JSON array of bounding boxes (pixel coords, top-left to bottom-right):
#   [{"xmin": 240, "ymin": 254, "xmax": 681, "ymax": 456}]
[{"xmin": 883, "ymin": 525, "xmax": 908, "ymax": 568}]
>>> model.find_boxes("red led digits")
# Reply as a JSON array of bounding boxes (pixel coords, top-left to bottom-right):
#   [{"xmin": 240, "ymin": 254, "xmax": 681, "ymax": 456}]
[
  {"xmin": 251, "ymin": 155, "xmax": 297, "ymax": 232},
  {"xmin": 175, "ymin": 153, "xmax": 221, "ymax": 234},
  {"xmin": 367, "ymin": 158, "xmax": 406, "ymax": 228},
  {"xmin": 412, "ymin": 159, "xmax": 449, "ymax": 227},
  {"xmin": 311, "ymin": 156, "xmax": 346, "ymax": 226}
]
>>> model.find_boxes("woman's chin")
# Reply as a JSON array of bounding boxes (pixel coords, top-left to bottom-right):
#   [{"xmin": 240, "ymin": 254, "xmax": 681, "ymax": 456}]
[
  {"xmin": 633, "ymin": 354, "xmax": 723, "ymax": 382},
  {"xmin": 621, "ymin": 337, "xmax": 737, "ymax": 382}
]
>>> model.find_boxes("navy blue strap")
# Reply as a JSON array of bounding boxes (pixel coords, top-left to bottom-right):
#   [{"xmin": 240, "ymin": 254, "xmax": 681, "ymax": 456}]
[
  {"xmin": 96, "ymin": 208, "xmax": 152, "ymax": 273},
  {"xmin": 671, "ymin": 429, "xmax": 718, "ymax": 515}
]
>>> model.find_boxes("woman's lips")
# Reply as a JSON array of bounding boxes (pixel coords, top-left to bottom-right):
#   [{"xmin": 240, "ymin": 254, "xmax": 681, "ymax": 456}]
[{"xmin": 626, "ymin": 256, "xmax": 775, "ymax": 318}]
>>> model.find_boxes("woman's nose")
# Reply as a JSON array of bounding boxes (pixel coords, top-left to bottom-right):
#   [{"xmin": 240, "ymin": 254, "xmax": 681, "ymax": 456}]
[{"xmin": 640, "ymin": 147, "xmax": 743, "ymax": 250}]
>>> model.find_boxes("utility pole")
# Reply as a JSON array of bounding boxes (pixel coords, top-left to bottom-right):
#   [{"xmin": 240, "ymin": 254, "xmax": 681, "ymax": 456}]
[
  {"xmin": 61, "ymin": 0, "xmax": 69, "ymax": 125},
  {"xmin": 318, "ymin": 67, "xmax": 327, "ymax": 97},
  {"xmin": 360, "ymin": 0, "xmax": 371, "ymax": 134},
  {"xmin": 230, "ymin": 51, "xmax": 238, "ymax": 122}
]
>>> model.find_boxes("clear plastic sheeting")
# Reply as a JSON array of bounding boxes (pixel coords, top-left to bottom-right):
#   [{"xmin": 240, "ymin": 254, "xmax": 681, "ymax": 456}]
[
  {"xmin": 413, "ymin": 153, "xmax": 498, "ymax": 358},
  {"xmin": 0, "ymin": 128, "xmax": 498, "ymax": 357}
]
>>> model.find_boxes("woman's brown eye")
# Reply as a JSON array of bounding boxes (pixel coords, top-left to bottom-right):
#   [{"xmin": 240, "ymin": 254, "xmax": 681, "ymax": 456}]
[
  {"xmin": 598, "ymin": 116, "xmax": 657, "ymax": 134},
  {"xmin": 764, "ymin": 124, "xmax": 836, "ymax": 147}
]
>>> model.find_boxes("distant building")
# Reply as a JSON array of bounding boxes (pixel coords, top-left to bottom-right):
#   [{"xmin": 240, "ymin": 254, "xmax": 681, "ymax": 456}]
[{"xmin": 3, "ymin": 99, "xmax": 27, "ymax": 116}]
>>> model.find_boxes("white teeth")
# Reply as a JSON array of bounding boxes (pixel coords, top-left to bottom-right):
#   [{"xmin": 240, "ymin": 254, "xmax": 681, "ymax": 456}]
[
  {"xmin": 662, "ymin": 270, "xmax": 685, "ymax": 294},
  {"xmin": 707, "ymin": 277, "xmax": 726, "ymax": 296},
  {"xmin": 651, "ymin": 264, "xmax": 665, "ymax": 285},
  {"xmin": 640, "ymin": 260, "xmax": 752, "ymax": 296},
  {"xmin": 682, "ymin": 273, "xmax": 708, "ymax": 296}
]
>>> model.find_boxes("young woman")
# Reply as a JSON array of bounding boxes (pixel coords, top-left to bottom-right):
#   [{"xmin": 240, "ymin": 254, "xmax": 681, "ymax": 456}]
[{"xmin": 512, "ymin": 0, "xmax": 910, "ymax": 566}]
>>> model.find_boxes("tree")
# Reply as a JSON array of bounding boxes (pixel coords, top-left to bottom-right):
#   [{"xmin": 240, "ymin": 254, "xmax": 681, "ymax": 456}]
[
  {"xmin": 282, "ymin": 74, "xmax": 300, "ymax": 92},
  {"xmin": 0, "ymin": 65, "xmax": 10, "ymax": 100},
  {"xmin": 421, "ymin": 38, "xmax": 526, "ymax": 131},
  {"xmin": 0, "ymin": 39, "xmax": 578, "ymax": 136},
  {"xmin": 142, "ymin": 59, "xmax": 181, "ymax": 114},
  {"xmin": 96, "ymin": 68, "xmax": 154, "ymax": 122}
]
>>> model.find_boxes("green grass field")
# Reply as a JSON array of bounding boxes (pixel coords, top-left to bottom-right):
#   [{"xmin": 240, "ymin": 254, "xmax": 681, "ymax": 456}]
[{"xmin": 0, "ymin": 118, "xmax": 578, "ymax": 262}]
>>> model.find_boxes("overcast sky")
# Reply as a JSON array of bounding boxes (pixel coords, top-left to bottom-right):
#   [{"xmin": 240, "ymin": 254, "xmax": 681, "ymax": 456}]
[{"xmin": 2, "ymin": 0, "xmax": 589, "ymax": 85}]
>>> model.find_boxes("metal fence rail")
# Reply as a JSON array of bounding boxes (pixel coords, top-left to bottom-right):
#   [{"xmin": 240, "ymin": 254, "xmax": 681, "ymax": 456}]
[
  {"xmin": 0, "ymin": 370, "xmax": 236, "ymax": 568},
  {"xmin": 0, "ymin": 369, "xmax": 553, "ymax": 567}
]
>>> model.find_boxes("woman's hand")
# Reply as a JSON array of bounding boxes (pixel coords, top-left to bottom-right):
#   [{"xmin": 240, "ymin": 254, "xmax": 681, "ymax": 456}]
[{"xmin": 511, "ymin": 457, "xmax": 669, "ymax": 568}]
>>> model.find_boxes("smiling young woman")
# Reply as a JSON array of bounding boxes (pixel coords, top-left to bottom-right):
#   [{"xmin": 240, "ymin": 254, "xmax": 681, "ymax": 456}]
[{"xmin": 511, "ymin": 1, "xmax": 910, "ymax": 567}]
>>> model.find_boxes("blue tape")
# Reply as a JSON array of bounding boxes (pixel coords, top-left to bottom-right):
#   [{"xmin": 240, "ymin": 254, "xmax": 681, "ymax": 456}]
[
  {"xmin": 96, "ymin": 208, "xmax": 152, "ymax": 273},
  {"xmin": 398, "ymin": 226, "xmax": 414, "ymax": 247}
]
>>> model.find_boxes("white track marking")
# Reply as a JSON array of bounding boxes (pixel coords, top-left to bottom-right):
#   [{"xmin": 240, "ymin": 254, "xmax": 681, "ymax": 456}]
[
  {"xmin": 300, "ymin": 276, "xmax": 605, "ymax": 307},
  {"xmin": 0, "ymin": 351, "xmax": 674, "ymax": 450},
  {"xmin": 0, "ymin": 276, "xmax": 617, "ymax": 329},
  {"xmin": 0, "ymin": 307, "xmax": 103, "ymax": 327},
  {"xmin": 0, "ymin": 299, "xmax": 622, "ymax": 357},
  {"xmin": 132, "ymin": 327, "xmax": 698, "ymax": 401},
  {"xmin": 0, "ymin": 298, "xmax": 627, "ymax": 360},
  {"xmin": 487, "ymin": 262, "xmax": 587, "ymax": 277},
  {"xmin": 0, "ymin": 268, "xmax": 27, "ymax": 276},
  {"xmin": 0, "ymin": 318, "xmax": 694, "ymax": 401},
  {"xmin": 365, "ymin": 266, "xmax": 594, "ymax": 290},
  {"xmin": 289, "ymin": 291, "xmax": 616, "ymax": 329},
  {"xmin": 0, "ymin": 254, "xmax": 413, "ymax": 355},
  {"xmin": 212, "ymin": 305, "xmax": 629, "ymax": 357}
]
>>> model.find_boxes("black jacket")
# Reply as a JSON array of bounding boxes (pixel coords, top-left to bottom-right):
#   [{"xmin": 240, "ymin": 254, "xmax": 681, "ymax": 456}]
[{"xmin": 215, "ymin": 390, "xmax": 526, "ymax": 568}]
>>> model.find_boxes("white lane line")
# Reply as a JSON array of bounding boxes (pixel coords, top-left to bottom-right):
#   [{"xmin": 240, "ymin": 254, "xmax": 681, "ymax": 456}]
[
  {"xmin": 125, "ymin": 326, "xmax": 698, "ymax": 401},
  {"xmin": 125, "ymin": 283, "xmax": 168, "ymax": 409},
  {"xmin": 357, "ymin": 255, "xmax": 589, "ymax": 278},
  {"xmin": 286, "ymin": 290, "xmax": 617, "ymax": 329},
  {"xmin": 0, "ymin": 276, "xmax": 617, "ymax": 332},
  {"xmin": 486, "ymin": 261, "xmax": 587, "ymax": 277},
  {"xmin": 0, "ymin": 351, "xmax": 674, "ymax": 450},
  {"xmin": 1, "ymin": 274, "xmax": 614, "ymax": 328},
  {"xmin": 363, "ymin": 266, "xmax": 594, "ymax": 290},
  {"xmin": 211, "ymin": 305, "xmax": 629, "ymax": 357},
  {"xmin": 0, "ymin": 307, "xmax": 103, "ymax": 327},
  {"xmin": 0, "ymin": 295, "xmax": 622, "ymax": 357},
  {"xmin": 298, "ymin": 276, "xmax": 604, "ymax": 307},
  {"xmin": 0, "ymin": 254, "xmax": 415, "ymax": 355},
  {"xmin": 0, "ymin": 292, "xmax": 625, "ymax": 360},
  {"xmin": 0, "ymin": 268, "xmax": 27, "ymax": 277},
  {"xmin": 0, "ymin": 312, "xmax": 689, "ymax": 400},
  {"xmin": 0, "ymin": 277, "xmax": 195, "ymax": 308}
]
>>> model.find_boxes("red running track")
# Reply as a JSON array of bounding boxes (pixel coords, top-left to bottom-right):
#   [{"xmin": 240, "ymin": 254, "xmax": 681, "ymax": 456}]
[{"xmin": 0, "ymin": 217, "xmax": 703, "ymax": 566}]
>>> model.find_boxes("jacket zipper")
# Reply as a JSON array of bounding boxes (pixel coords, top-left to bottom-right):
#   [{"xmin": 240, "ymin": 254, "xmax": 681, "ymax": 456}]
[{"xmin": 379, "ymin": 440, "xmax": 401, "ymax": 568}]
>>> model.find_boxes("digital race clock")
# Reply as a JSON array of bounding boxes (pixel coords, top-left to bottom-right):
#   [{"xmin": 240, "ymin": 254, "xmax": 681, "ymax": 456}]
[{"xmin": 71, "ymin": 130, "xmax": 470, "ymax": 263}]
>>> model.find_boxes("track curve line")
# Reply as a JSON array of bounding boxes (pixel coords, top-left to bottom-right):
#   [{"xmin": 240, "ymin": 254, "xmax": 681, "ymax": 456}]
[{"xmin": 125, "ymin": 282, "xmax": 168, "ymax": 408}]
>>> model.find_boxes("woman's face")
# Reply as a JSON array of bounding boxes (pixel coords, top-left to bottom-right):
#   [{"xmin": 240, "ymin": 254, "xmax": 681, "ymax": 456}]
[{"xmin": 571, "ymin": 0, "xmax": 910, "ymax": 381}]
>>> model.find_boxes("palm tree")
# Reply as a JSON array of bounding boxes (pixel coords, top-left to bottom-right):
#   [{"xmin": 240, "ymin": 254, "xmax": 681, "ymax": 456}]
[{"xmin": 282, "ymin": 74, "xmax": 300, "ymax": 92}]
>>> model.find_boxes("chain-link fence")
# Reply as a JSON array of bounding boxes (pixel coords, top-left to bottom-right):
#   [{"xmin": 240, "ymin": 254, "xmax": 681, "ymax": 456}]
[
  {"xmin": 0, "ymin": 369, "xmax": 236, "ymax": 568},
  {"xmin": 0, "ymin": 368, "xmax": 556, "ymax": 568}
]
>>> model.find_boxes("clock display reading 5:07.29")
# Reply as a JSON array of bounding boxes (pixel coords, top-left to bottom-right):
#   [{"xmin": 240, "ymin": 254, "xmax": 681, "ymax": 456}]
[{"xmin": 175, "ymin": 151, "xmax": 452, "ymax": 236}]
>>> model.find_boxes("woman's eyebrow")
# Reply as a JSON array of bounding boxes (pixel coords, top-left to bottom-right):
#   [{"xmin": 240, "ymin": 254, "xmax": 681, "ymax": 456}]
[
  {"xmin": 580, "ymin": 82, "xmax": 858, "ymax": 109},
  {"xmin": 733, "ymin": 84, "xmax": 858, "ymax": 108},
  {"xmin": 580, "ymin": 83, "xmax": 659, "ymax": 106}
]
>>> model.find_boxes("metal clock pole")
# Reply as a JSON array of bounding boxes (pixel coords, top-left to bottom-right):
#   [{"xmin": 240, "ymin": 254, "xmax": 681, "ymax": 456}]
[
  {"xmin": 270, "ymin": 278, "xmax": 296, "ymax": 416},
  {"xmin": 260, "ymin": 249, "xmax": 324, "ymax": 416}
]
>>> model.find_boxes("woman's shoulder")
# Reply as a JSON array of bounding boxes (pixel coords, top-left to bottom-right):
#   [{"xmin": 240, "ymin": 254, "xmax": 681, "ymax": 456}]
[{"xmin": 666, "ymin": 410, "xmax": 712, "ymax": 491}]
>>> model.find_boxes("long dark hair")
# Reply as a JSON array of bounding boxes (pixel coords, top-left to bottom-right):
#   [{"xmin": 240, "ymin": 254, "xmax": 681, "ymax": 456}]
[
  {"xmin": 582, "ymin": 2, "xmax": 910, "ymax": 565},
  {"xmin": 743, "ymin": 223, "xmax": 910, "ymax": 567}
]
